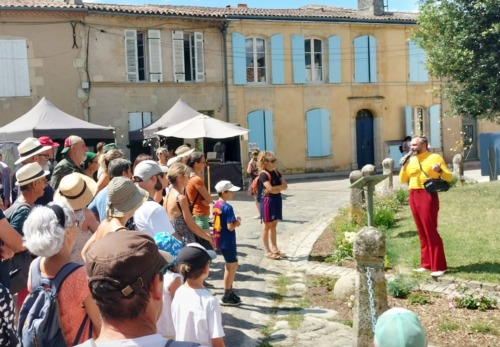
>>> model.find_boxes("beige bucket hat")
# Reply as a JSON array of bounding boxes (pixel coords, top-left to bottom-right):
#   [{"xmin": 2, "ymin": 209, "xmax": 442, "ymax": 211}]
[
  {"xmin": 54, "ymin": 173, "xmax": 97, "ymax": 211},
  {"xmin": 106, "ymin": 177, "xmax": 148, "ymax": 218}
]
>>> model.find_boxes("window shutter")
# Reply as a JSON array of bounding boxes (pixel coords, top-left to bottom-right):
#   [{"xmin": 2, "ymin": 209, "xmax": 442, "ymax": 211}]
[
  {"xmin": 270, "ymin": 34, "xmax": 284, "ymax": 85},
  {"xmin": 429, "ymin": 105, "xmax": 440, "ymax": 148},
  {"xmin": 405, "ymin": 106, "xmax": 412, "ymax": 137},
  {"xmin": 248, "ymin": 111, "xmax": 266, "ymax": 151},
  {"xmin": 306, "ymin": 109, "xmax": 330, "ymax": 157},
  {"xmin": 124, "ymin": 30, "xmax": 138, "ymax": 82},
  {"xmin": 231, "ymin": 33, "xmax": 246, "ymax": 85},
  {"xmin": 147, "ymin": 30, "xmax": 163, "ymax": 83},
  {"xmin": 129, "ymin": 112, "xmax": 142, "ymax": 131},
  {"xmin": 172, "ymin": 31, "xmax": 185, "ymax": 82},
  {"xmin": 328, "ymin": 36, "xmax": 341, "ymax": 84},
  {"xmin": 417, "ymin": 45, "xmax": 429, "ymax": 82},
  {"xmin": 142, "ymin": 112, "xmax": 152, "ymax": 127},
  {"xmin": 264, "ymin": 110, "xmax": 275, "ymax": 153},
  {"xmin": 354, "ymin": 36, "xmax": 369, "ymax": 83},
  {"xmin": 194, "ymin": 32, "xmax": 205, "ymax": 82},
  {"xmin": 320, "ymin": 109, "xmax": 331, "ymax": 156},
  {"xmin": 0, "ymin": 39, "xmax": 30, "ymax": 97},
  {"xmin": 408, "ymin": 40, "xmax": 419, "ymax": 82},
  {"xmin": 291, "ymin": 35, "xmax": 306, "ymax": 84},
  {"xmin": 368, "ymin": 36, "xmax": 377, "ymax": 83}
]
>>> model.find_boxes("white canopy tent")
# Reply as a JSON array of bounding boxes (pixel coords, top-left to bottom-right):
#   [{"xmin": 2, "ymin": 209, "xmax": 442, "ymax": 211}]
[
  {"xmin": 0, "ymin": 97, "xmax": 114, "ymax": 144},
  {"xmin": 142, "ymin": 99, "xmax": 201, "ymax": 138},
  {"xmin": 154, "ymin": 115, "xmax": 249, "ymax": 139}
]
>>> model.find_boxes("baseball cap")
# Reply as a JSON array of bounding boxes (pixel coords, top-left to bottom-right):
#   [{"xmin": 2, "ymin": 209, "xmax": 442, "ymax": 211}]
[
  {"xmin": 38, "ymin": 136, "xmax": 59, "ymax": 147},
  {"xmin": 177, "ymin": 243, "xmax": 217, "ymax": 272},
  {"xmin": 215, "ymin": 180, "xmax": 241, "ymax": 193},
  {"xmin": 86, "ymin": 231, "xmax": 171, "ymax": 297},
  {"xmin": 154, "ymin": 232, "xmax": 183, "ymax": 267},
  {"xmin": 134, "ymin": 160, "xmax": 162, "ymax": 181},
  {"xmin": 103, "ymin": 143, "xmax": 118, "ymax": 154},
  {"xmin": 61, "ymin": 136, "xmax": 84, "ymax": 154},
  {"xmin": 374, "ymin": 308, "xmax": 427, "ymax": 347}
]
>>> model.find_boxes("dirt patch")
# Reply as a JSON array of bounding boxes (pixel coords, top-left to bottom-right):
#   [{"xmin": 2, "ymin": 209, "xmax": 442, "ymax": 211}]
[
  {"xmin": 309, "ymin": 228, "xmax": 356, "ymax": 268},
  {"xmin": 306, "ymin": 274, "xmax": 500, "ymax": 347}
]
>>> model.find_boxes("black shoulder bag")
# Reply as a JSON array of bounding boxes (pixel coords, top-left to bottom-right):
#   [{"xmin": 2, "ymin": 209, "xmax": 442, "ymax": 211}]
[{"xmin": 417, "ymin": 161, "xmax": 450, "ymax": 194}]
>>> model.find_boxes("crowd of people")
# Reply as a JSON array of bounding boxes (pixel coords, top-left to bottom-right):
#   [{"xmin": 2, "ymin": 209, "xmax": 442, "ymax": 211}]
[{"xmin": 0, "ymin": 134, "xmax": 291, "ymax": 347}]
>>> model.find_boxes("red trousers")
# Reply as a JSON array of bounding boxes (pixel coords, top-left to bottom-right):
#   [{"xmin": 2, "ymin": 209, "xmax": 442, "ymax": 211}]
[{"xmin": 409, "ymin": 189, "xmax": 447, "ymax": 272}]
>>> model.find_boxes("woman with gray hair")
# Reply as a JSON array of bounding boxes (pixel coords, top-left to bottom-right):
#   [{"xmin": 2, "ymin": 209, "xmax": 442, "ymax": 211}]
[
  {"xmin": 22, "ymin": 202, "xmax": 101, "ymax": 345},
  {"xmin": 156, "ymin": 146, "xmax": 169, "ymax": 166}
]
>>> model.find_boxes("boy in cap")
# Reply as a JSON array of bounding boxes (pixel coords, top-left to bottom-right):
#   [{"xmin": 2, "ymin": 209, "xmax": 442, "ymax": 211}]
[
  {"xmin": 374, "ymin": 307, "xmax": 427, "ymax": 347},
  {"xmin": 171, "ymin": 244, "xmax": 225, "ymax": 347},
  {"xmin": 213, "ymin": 180, "xmax": 242, "ymax": 306}
]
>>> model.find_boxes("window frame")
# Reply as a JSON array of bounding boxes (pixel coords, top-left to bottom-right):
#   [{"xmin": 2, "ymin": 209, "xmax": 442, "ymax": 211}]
[
  {"xmin": 136, "ymin": 31, "xmax": 148, "ymax": 82},
  {"xmin": 128, "ymin": 112, "xmax": 152, "ymax": 131},
  {"xmin": 0, "ymin": 39, "xmax": 30, "ymax": 97},
  {"xmin": 304, "ymin": 38, "xmax": 324, "ymax": 83},
  {"xmin": 245, "ymin": 37, "xmax": 268, "ymax": 85},
  {"xmin": 412, "ymin": 107, "xmax": 429, "ymax": 137}
]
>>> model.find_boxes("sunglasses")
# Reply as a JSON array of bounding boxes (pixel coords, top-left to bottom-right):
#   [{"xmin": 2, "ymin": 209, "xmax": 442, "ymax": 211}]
[
  {"xmin": 37, "ymin": 154, "xmax": 49, "ymax": 158},
  {"xmin": 266, "ymin": 159, "xmax": 277, "ymax": 163},
  {"xmin": 156, "ymin": 173, "xmax": 165, "ymax": 179},
  {"xmin": 157, "ymin": 153, "xmax": 163, "ymax": 156}
]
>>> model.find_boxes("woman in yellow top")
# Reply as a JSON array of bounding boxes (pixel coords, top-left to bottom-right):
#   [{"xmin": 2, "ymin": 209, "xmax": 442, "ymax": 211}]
[{"xmin": 399, "ymin": 136, "xmax": 452, "ymax": 277}]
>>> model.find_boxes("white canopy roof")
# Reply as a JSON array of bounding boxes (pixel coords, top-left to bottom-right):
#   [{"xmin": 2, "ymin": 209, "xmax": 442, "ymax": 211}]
[
  {"xmin": 155, "ymin": 115, "xmax": 249, "ymax": 139},
  {"xmin": 143, "ymin": 99, "xmax": 201, "ymax": 138},
  {"xmin": 0, "ymin": 97, "xmax": 114, "ymax": 143}
]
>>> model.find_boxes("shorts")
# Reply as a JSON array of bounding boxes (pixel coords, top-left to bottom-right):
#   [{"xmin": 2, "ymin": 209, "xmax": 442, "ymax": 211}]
[
  {"xmin": 260, "ymin": 194, "xmax": 283, "ymax": 223},
  {"xmin": 193, "ymin": 215, "xmax": 210, "ymax": 230},
  {"xmin": 221, "ymin": 247, "xmax": 238, "ymax": 263}
]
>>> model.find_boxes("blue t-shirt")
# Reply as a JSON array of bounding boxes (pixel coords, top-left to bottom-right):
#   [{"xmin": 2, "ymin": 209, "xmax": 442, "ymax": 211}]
[
  {"xmin": 213, "ymin": 200, "xmax": 237, "ymax": 249},
  {"xmin": 34, "ymin": 185, "xmax": 54, "ymax": 206},
  {"xmin": 88, "ymin": 188, "xmax": 108, "ymax": 222}
]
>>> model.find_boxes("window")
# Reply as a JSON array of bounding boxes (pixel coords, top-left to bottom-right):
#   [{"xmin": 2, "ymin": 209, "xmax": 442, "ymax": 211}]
[
  {"xmin": 353, "ymin": 35, "xmax": 377, "ymax": 83},
  {"xmin": 408, "ymin": 40, "xmax": 429, "ymax": 82},
  {"xmin": 404, "ymin": 105, "xmax": 440, "ymax": 149},
  {"xmin": 306, "ymin": 109, "xmax": 331, "ymax": 157},
  {"xmin": 245, "ymin": 38, "xmax": 266, "ymax": 83},
  {"xmin": 124, "ymin": 30, "xmax": 162, "ymax": 83},
  {"xmin": 129, "ymin": 112, "xmax": 152, "ymax": 131},
  {"xmin": 0, "ymin": 39, "xmax": 30, "ymax": 97},
  {"xmin": 172, "ymin": 31, "xmax": 204, "ymax": 83},
  {"xmin": 305, "ymin": 39, "xmax": 323, "ymax": 82}
]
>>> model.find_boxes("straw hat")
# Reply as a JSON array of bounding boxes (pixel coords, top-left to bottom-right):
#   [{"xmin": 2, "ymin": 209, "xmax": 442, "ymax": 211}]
[
  {"xmin": 106, "ymin": 177, "xmax": 149, "ymax": 218},
  {"xmin": 15, "ymin": 162, "xmax": 50, "ymax": 186},
  {"xmin": 54, "ymin": 173, "xmax": 97, "ymax": 211},
  {"xmin": 15, "ymin": 137, "xmax": 52, "ymax": 165},
  {"xmin": 175, "ymin": 145, "xmax": 195, "ymax": 158}
]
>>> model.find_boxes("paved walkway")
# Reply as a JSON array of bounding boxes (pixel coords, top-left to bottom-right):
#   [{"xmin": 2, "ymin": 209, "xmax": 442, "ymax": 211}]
[{"xmin": 207, "ymin": 177, "xmax": 351, "ymax": 346}]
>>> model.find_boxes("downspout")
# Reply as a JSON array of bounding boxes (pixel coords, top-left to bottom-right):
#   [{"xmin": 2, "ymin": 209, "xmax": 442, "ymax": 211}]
[
  {"xmin": 221, "ymin": 22, "xmax": 230, "ymax": 122},
  {"xmin": 440, "ymin": 76, "xmax": 444, "ymax": 154}
]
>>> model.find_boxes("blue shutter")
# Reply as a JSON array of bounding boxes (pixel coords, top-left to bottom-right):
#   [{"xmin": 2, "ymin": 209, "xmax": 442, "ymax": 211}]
[
  {"xmin": 409, "ymin": 40, "xmax": 429, "ymax": 82},
  {"xmin": 417, "ymin": 46, "xmax": 429, "ymax": 82},
  {"xmin": 328, "ymin": 36, "xmax": 341, "ymax": 84},
  {"xmin": 248, "ymin": 111, "xmax": 266, "ymax": 151},
  {"xmin": 320, "ymin": 109, "xmax": 331, "ymax": 156},
  {"xmin": 291, "ymin": 35, "xmax": 306, "ymax": 84},
  {"xmin": 368, "ymin": 36, "xmax": 377, "ymax": 83},
  {"xmin": 232, "ymin": 33, "xmax": 246, "ymax": 85},
  {"xmin": 264, "ymin": 110, "xmax": 275, "ymax": 153},
  {"xmin": 270, "ymin": 35, "xmax": 285, "ymax": 85},
  {"xmin": 429, "ymin": 105, "xmax": 440, "ymax": 149},
  {"xmin": 405, "ymin": 106, "xmax": 413, "ymax": 137},
  {"xmin": 390, "ymin": 145, "xmax": 404, "ymax": 168},
  {"xmin": 354, "ymin": 36, "xmax": 369, "ymax": 83}
]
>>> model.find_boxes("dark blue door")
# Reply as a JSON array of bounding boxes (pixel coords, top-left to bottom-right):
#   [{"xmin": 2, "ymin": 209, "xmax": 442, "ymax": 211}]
[{"xmin": 356, "ymin": 114, "xmax": 374, "ymax": 168}]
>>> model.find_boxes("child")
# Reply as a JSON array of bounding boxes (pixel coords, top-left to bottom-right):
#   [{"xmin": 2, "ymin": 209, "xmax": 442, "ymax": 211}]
[
  {"xmin": 154, "ymin": 232, "xmax": 184, "ymax": 340},
  {"xmin": 172, "ymin": 243, "xmax": 225, "ymax": 347},
  {"xmin": 374, "ymin": 307, "xmax": 427, "ymax": 347},
  {"xmin": 213, "ymin": 180, "xmax": 242, "ymax": 306}
]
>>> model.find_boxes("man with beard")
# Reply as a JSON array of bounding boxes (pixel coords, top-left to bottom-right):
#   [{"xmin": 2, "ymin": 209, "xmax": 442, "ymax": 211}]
[
  {"xmin": 133, "ymin": 160, "xmax": 177, "ymax": 239},
  {"xmin": 51, "ymin": 135, "xmax": 87, "ymax": 190}
]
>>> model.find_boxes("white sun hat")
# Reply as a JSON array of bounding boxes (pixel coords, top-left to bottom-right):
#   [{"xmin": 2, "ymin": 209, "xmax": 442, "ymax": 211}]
[
  {"xmin": 15, "ymin": 162, "xmax": 50, "ymax": 186},
  {"xmin": 15, "ymin": 137, "xmax": 52, "ymax": 165}
]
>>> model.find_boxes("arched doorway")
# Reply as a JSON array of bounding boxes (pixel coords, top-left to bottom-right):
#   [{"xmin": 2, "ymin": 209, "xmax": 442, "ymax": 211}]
[{"xmin": 356, "ymin": 109, "xmax": 375, "ymax": 168}]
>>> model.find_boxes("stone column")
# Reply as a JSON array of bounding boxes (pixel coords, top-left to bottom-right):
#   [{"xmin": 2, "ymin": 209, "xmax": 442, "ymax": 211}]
[
  {"xmin": 452, "ymin": 154, "xmax": 464, "ymax": 186},
  {"xmin": 350, "ymin": 170, "xmax": 364, "ymax": 211},
  {"xmin": 381, "ymin": 158, "xmax": 394, "ymax": 192},
  {"xmin": 352, "ymin": 226, "xmax": 389, "ymax": 347},
  {"xmin": 361, "ymin": 164, "xmax": 376, "ymax": 177}
]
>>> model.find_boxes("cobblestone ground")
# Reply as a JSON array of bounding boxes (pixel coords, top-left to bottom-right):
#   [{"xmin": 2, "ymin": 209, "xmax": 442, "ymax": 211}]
[{"xmin": 206, "ymin": 177, "xmax": 351, "ymax": 346}]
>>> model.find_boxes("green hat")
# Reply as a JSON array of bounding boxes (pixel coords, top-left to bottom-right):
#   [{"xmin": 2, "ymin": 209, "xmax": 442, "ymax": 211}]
[
  {"xmin": 84, "ymin": 152, "xmax": 97, "ymax": 169},
  {"xmin": 103, "ymin": 143, "xmax": 117, "ymax": 154},
  {"xmin": 374, "ymin": 308, "xmax": 427, "ymax": 347}
]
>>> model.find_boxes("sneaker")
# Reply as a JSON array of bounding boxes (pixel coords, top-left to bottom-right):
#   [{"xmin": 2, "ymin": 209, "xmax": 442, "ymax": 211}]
[
  {"xmin": 203, "ymin": 280, "xmax": 215, "ymax": 289},
  {"xmin": 412, "ymin": 268, "xmax": 428, "ymax": 273},
  {"xmin": 220, "ymin": 292, "xmax": 242, "ymax": 306},
  {"xmin": 430, "ymin": 270, "xmax": 447, "ymax": 277},
  {"xmin": 231, "ymin": 291, "xmax": 241, "ymax": 301},
  {"xmin": 253, "ymin": 215, "xmax": 261, "ymax": 220}
]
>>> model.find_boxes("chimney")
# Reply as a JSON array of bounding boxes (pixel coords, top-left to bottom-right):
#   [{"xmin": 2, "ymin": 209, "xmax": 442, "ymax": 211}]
[
  {"xmin": 238, "ymin": 4, "xmax": 248, "ymax": 8},
  {"xmin": 57, "ymin": 0, "xmax": 83, "ymax": 4},
  {"xmin": 226, "ymin": 5, "xmax": 231, "ymax": 8},
  {"xmin": 358, "ymin": 0, "xmax": 384, "ymax": 16}
]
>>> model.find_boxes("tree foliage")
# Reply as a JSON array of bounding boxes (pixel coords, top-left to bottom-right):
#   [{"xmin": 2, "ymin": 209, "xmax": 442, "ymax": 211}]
[{"xmin": 412, "ymin": 0, "xmax": 500, "ymax": 121}]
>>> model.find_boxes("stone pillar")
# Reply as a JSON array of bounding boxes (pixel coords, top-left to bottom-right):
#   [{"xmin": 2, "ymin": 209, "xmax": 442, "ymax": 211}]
[
  {"xmin": 361, "ymin": 164, "xmax": 376, "ymax": 177},
  {"xmin": 352, "ymin": 226, "xmax": 389, "ymax": 347},
  {"xmin": 350, "ymin": 170, "xmax": 364, "ymax": 210},
  {"xmin": 452, "ymin": 154, "xmax": 464, "ymax": 186},
  {"xmin": 381, "ymin": 158, "xmax": 394, "ymax": 192}
]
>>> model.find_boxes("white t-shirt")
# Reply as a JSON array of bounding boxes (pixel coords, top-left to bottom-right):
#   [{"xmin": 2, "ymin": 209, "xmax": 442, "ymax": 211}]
[
  {"xmin": 157, "ymin": 271, "xmax": 183, "ymax": 337},
  {"xmin": 134, "ymin": 199, "xmax": 175, "ymax": 237},
  {"xmin": 171, "ymin": 285, "xmax": 225, "ymax": 346},
  {"xmin": 97, "ymin": 167, "xmax": 104, "ymax": 179},
  {"xmin": 75, "ymin": 334, "xmax": 170, "ymax": 347}
]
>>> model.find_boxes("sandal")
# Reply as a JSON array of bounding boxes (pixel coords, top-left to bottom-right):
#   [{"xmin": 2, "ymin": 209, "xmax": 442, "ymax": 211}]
[
  {"xmin": 266, "ymin": 252, "xmax": 282, "ymax": 260},
  {"xmin": 273, "ymin": 250, "xmax": 287, "ymax": 258}
]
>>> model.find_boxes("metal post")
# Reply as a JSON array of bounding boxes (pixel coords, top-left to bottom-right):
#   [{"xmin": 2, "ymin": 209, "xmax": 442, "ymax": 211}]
[{"xmin": 366, "ymin": 181, "xmax": 374, "ymax": 227}]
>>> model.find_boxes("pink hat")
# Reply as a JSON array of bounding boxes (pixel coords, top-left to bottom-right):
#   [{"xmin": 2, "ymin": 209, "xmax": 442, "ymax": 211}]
[{"xmin": 38, "ymin": 136, "xmax": 59, "ymax": 147}]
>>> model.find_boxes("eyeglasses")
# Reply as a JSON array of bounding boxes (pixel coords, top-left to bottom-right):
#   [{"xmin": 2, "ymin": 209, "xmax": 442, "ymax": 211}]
[{"xmin": 37, "ymin": 154, "xmax": 49, "ymax": 158}]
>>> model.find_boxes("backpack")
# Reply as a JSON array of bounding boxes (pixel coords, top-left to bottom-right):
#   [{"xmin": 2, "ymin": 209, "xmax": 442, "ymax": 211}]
[
  {"xmin": 251, "ymin": 170, "xmax": 277, "ymax": 196},
  {"xmin": 18, "ymin": 258, "xmax": 92, "ymax": 347}
]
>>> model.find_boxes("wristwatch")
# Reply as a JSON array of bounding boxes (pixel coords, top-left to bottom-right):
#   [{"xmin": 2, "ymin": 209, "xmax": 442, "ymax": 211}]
[{"xmin": 438, "ymin": 168, "xmax": 443, "ymax": 174}]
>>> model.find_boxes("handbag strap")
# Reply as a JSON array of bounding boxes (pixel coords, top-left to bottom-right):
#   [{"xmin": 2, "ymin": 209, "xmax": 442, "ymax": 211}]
[{"xmin": 417, "ymin": 160, "xmax": 431, "ymax": 180}]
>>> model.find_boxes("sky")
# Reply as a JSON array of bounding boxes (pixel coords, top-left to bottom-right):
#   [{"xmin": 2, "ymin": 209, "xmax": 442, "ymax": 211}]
[{"xmin": 86, "ymin": 0, "xmax": 420, "ymax": 12}]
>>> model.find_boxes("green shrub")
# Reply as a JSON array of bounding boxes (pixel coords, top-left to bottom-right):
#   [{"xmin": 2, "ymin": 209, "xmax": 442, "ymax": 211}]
[
  {"xmin": 408, "ymin": 293, "xmax": 430, "ymax": 306},
  {"xmin": 325, "ymin": 234, "xmax": 354, "ymax": 265},
  {"xmin": 449, "ymin": 284, "xmax": 498, "ymax": 311},
  {"xmin": 449, "ymin": 175, "xmax": 459, "ymax": 188},
  {"xmin": 394, "ymin": 188, "xmax": 409, "ymax": 205},
  {"xmin": 387, "ymin": 275, "xmax": 417, "ymax": 299},
  {"xmin": 373, "ymin": 209, "xmax": 396, "ymax": 231}
]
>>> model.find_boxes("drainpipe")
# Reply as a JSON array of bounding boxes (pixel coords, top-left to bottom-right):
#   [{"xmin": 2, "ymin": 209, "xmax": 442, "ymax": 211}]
[
  {"xmin": 440, "ymin": 76, "xmax": 444, "ymax": 154},
  {"xmin": 221, "ymin": 22, "xmax": 230, "ymax": 122}
]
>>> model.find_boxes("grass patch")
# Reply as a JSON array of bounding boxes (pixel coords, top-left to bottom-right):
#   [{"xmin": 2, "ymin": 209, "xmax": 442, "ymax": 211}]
[
  {"xmin": 342, "ymin": 320, "xmax": 353, "ymax": 328},
  {"xmin": 408, "ymin": 293, "xmax": 430, "ymax": 306},
  {"xmin": 469, "ymin": 322, "xmax": 499, "ymax": 335},
  {"xmin": 284, "ymin": 313, "xmax": 304, "ymax": 330},
  {"xmin": 386, "ymin": 181, "xmax": 500, "ymax": 283},
  {"xmin": 259, "ymin": 321, "xmax": 276, "ymax": 337},
  {"xmin": 257, "ymin": 340, "xmax": 274, "ymax": 347},
  {"xmin": 438, "ymin": 319, "xmax": 460, "ymax": 332},
  {"xmin": 269, "ymin": 292, "xmax": 284, "ymax": 302},
  {"xmin": 309, "ymin": 275, "xmax": 338, "ymax": 291},
  {"xmin": 273, "ymin": 275, "xmax": 292, "ymax": 296},
  {"xmin": 290, "ymin": 297, "xmax": 312, "ymax": 309}
]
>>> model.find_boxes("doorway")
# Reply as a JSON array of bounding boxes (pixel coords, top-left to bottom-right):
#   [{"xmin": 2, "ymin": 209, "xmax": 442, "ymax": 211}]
[
  {"xmin": 356, "ymin": 109, "xmax": 375, "ymax": 168},
  {"xmin": 462, "ymin": 117, "xmax": 478, "ymax": 161}
]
